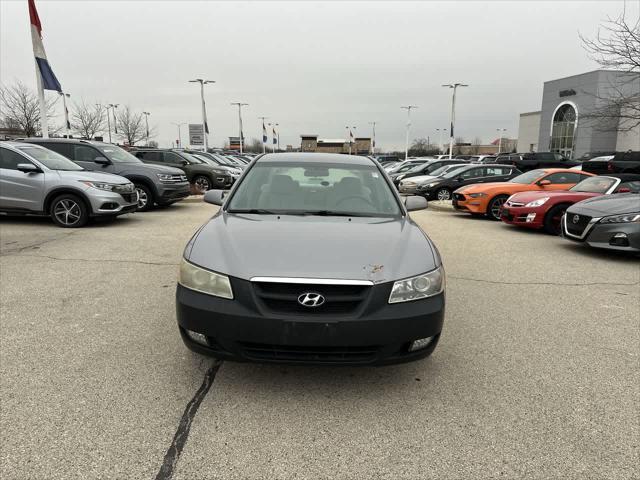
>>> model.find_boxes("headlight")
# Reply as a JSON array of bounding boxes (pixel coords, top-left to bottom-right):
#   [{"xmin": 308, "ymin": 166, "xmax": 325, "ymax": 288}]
[
  {"xmin": 599, "ymin": 213, "xmax": 640, "ymax": 224},
  {"xmin": 178, "ymin": 259, "xmax": 233, "ymax": 299},
  {"xmin": 525, "ymin": 197, "xmax": 549, "ymax": 207},
  {"xmin": 427, "ymin": 182, "xmax": 441, "ymax": 188},
  {"xmin": 80, "ymin": 180, "xmax": 115, "ymax": 191},
  {"xmin": 388, "ymin": 266, "xmax": 445, "ymax": 304},
  {"xmin": 157, "ymin": 174, "xmax": 176, "ymax": 183},
  {"xmin": 468, "ymin": 192, "xmax": 487, "ymax": 198}
]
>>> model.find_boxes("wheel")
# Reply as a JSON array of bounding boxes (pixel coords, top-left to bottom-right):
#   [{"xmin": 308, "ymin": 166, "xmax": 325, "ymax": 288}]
[
  {"xmin": 50, "ymin": 194, "xmax": 89, "ymax": 228},
  {"xmin": 134, "ymin": 183, "xmax": 154, "ymax": 212},
  {"xmin": 435, "ymin": 188, "xmax": 452, "ymax": 201},
  {"xmin": 193, "ymin": 175, "xmax": 212, "ymax": 192},
  {"xmin": 543, "ymin": 203, "xmax": 569, "ymax": 235},
  {"xmin": 487, "ymin": 195, "xmax": 509, "ymax": 220}
]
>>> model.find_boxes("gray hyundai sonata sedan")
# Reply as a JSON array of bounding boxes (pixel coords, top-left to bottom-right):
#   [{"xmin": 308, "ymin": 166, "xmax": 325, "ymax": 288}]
[{"xmin": 176, "ymin": 153, "xmax": 445, "ymax": 365}]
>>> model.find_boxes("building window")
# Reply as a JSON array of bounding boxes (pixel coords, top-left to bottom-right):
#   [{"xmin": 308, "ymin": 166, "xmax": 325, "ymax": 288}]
[{"xmin": 550, "ymin": 103, "xmax": 577, "ymax": 159}]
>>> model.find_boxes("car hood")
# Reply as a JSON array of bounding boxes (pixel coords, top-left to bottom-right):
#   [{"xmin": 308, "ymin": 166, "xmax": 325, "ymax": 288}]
[
  {"xmin": 117, "ymin": 162, "xmax": 185, "ymax": 176},
  {"xmin": 55, "ymin": 170, "xmax": 131, "ymax": 184},
  {"xmin": 566, "ymin": 193, "xmax": 640, "ymax": 216},
  {"xmin": 508, "ymin": 190, "xmax": 600, "ymax": 204},
  {"xmin": 186, "ymin": 213, "xmax": 439, "ymax": 283}
]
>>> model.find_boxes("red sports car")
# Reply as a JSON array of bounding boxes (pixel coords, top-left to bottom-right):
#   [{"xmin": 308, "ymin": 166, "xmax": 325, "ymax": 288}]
[{"xmin": 500, "ymin": 174, "xmax": 640, "ymax": 235}]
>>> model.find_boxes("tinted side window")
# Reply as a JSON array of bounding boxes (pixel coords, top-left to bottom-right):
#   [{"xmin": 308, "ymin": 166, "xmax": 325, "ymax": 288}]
[
  {"xmin": 460, "ymin": 168, "xmax": 484, "ymax": 179},
  {"xmin": 424, "ymin": 163, "xmax": 442, "ymax": 173},
  {"xmin": 40, "ymin": 142, "xmax": 73, "ymax": 158},
  {"xmin": 0, "ymin": 148, "xmax": 30, "ymax": 170},
  {"xmin": 163, "ymin": 152, "xmax": 184, "ymax": 164},
  {"xmin": 74, "ymin": 145, "xmax": 101, "ymax": 162},
  {"xmin": 616, "ymin": 181, "xmax": 640, "ymax": 193},
  {"xmin": 139, "ymin": 151, "xmax": 163, "ymax": 162},
  {"xmin": 544, "ymin": 172, "xmax": 582, "ymax": 184},
  {"xmin": 486, "ymin": 167, "xmax": 508, "ymax": 176}
]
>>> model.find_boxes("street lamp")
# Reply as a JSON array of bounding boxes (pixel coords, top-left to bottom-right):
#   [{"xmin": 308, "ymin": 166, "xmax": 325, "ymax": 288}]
[
  {"xmin": 142, "ymin": 111, "xmax": 150, "ymax": 146},
  {"xmin": 442, "ymin": 83, "xmax": 468, "ymax": 158},
  {"xmin": 231, "ymin": 102, "xmax": 248, "ymax": 154},
  {"xmin": 400, "ymin": 106, "xmax": 418, "ymax": 160},
  {"xmin": 189, "ymin": 79, "xmax": 215, "ymax": 151},
  {"xmin": 345, "ymin": 126, "xmax": 356, "ymax": 154},
  {"xmin": 368, "ymin": 121, "xmax": 377, "ymax": 155},
  {"xmin": 105, "ymin": 103, "xmax": 119, "ymax": 143},
  {"xmin": 275, "ymin": 123, "xmax": 280, "ymax": 152},
  {"xmin": 172, "ymin": 122, "xmax": 186, "ymax": 148},
  {"xmin": 59, "ymin": 91, "xmax": 71, "ymax": 138},
  {"xmin": 496, "ymin": 128, "xmax": 507, "ymax": 154}
]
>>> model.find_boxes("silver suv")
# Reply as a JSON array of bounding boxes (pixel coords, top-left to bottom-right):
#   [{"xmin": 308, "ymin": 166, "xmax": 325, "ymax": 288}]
[{"xmin": 0, "ymin": 142, "xmax": 138, "ymax": 228}]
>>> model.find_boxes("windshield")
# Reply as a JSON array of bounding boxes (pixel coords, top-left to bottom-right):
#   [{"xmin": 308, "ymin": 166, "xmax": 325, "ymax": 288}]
[
  {"xmin": 570, "ymin": 176, "xmax": 616, "ymax": 193},
  {"xmin": 98, "ymin": 145, "xmax": 142, "ymax": 163},
  {"xmin": 182, "ymin": 152, "xmax": 204, "ymax": 164},
  {"xmin": 509, "ymin": 169, "xmax": 546, "ymax": 184},
  {"xmin": 227, "ymin": 160, "xmax": 401, "ymax": 217},
  {"xmin": 405, "ymin": 162, "xmax": 431, "ymax": 174},
  {"xmin": 442, "ymin": 165, "xmax": 472, "ymax": 179},
  {"xmin": 431, "ymin": 164, "xmax": 465, "ymax": 177},
  {"xmin": 17, "ymin": 146, "xmax": 84, "ymax": 171}
]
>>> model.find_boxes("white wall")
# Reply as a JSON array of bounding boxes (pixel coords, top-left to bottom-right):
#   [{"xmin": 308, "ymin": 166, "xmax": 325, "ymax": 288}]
[
  {"xmin": 616, "ymin": 104, "xmax": 640, "ymax": 151},
  {"xmin": 517, "ymin": 112, "xmax": 541, "ymax": 152}
]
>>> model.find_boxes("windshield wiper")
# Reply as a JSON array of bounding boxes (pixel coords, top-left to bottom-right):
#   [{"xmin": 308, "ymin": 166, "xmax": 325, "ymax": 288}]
[
  {"xmin": 299, "ymin": 210, "xmax": 372, "ymax": 217},
  {"xmin": 227, "ymin": 208, "xmax": 279, "ymax": 214}
]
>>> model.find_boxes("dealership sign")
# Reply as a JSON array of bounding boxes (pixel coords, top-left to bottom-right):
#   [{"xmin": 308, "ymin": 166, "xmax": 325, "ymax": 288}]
[{"xmin": 189, "ymin": 124, "xmax": 205, "ymax": 145}]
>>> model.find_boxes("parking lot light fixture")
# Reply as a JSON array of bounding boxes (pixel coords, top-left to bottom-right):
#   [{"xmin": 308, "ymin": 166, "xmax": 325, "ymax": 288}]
[
  {"xmin": 231, "ymin": 102, "xmax": 248, "ymax": 154},
  {"xmin": 369, "ymin": 121, "xmax": 377, "ymax": 155},
  {"xmin": 401, "ymin": 106, "xmax": 418, "ymax": 160},
  {"xmin": 442, "ymin": 83, "xmax": 468, "ymax": 158},
  {"xmin": 172, "ymin": 122, "xmax": 186, "ymax": 148},
  {"xmin": 142, "ymin": 111, "xmax": 150, "ymax": 146},
  {"xmin": 497, "ymin": 128, "xmax": 506, "ymax": 154}
]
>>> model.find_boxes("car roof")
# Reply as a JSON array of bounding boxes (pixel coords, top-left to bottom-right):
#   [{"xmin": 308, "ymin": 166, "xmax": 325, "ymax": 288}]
[
  {"xmin": 19, "ymin": 137, "xmax": 111, "ymax": 147},
  {"xmin": 257, "ymin": 152, "xmax": 375, "ymax": 166}
]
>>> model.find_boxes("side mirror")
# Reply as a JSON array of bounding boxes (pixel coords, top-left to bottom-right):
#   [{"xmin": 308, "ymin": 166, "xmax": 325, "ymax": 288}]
[
  {"xmin": 203, "ymin": 189, "xmax": 225, "ymax": 206},
  {"xmin": 181, "ymin": 160, "xmax": 188, "ymax": 166},
  {"xmin": 94, "ymin": 156, "xmax": 110, "ymax": 165},
  {"xmin": 405, "ymin": 195, "xmax": 428, "ymax": 212},
  {"xmin": 538, "ymin": 179, "xmax": 551, "ymax": 186},
  {"xmin": 17, "ymin": 163, "xmax": 41, "ymax": 173}
]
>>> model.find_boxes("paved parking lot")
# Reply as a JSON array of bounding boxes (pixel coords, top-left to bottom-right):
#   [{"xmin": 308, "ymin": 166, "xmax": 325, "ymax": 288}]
[{"xmin": 1, "ymin": 202, "xmax": 638, "ymax": 480}]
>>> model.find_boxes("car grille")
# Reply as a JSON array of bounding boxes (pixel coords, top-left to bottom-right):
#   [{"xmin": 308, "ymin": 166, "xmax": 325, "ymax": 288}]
[
  {"xmin": 163, "ymin": 175, "xmax": 188, "ymax": 183},
  {"xmin": 252, "ymin": 281, "xmax": 370, "ymax": 316},
  {"xmin": 239, "ymin": 342, "xmax": 380, "ymax": 364},
  {"xmin": 453, "ymin": 193, "xmax": 466, "ymax": 201},
  {"xmin": 565, "ymin": 213, "xmax": 592, "ymax": 237},
  {"xmin": 119, "ymin": 192, "xmax": 137, "ymax": 203},
  {"xmin": 505, "ymin": 200, "xmax": 524, "ymax": 207}
]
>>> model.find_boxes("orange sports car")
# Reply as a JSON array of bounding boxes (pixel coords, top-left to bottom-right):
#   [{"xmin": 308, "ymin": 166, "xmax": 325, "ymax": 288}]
[{"xmin": 452, "ymin": 168, "xmax": 594, "ymax": 220}]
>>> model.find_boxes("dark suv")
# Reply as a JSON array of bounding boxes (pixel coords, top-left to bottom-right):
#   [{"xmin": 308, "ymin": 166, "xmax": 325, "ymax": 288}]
[
  {"xmin": 20, "ymin": 138, "xmax": 190, "ymax": 211},
  {"xmin": 131, "ymin": 148, "xmax": 232, "ymax": 191},
  {"xmin": 496, "ymin": 152, "xmax": 580, "ymax": 171}
]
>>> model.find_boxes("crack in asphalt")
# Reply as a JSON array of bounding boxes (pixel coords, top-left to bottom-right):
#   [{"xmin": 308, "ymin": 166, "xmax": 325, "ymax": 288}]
[
  {"xmin": 0, "ymin": 231, "xmax": 76, "ymax": 255},
  {"xmin": 449, "ymin": 275, "xmax": 640, "ymax": 288},
  {"xmin": 155, "ymin": 361, "xmax": 222, "ymax": 480},
  {"xmin": 2, "ymin": 253, "xmax": 178, "ymax": 267}
]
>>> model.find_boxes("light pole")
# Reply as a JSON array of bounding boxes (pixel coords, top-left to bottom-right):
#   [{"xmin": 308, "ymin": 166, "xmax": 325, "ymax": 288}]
[
  {"xmin": 59, "ymin": 92, "xmax": 71, "ymax": 138},
  {"xmin": 172, "ymin": 122, "xmax": 186, "ymax": 148},
  {"xmin": 189, "ymin": 78, "xmax": 215, "ymax": 151},
  {"xmin": 276, "ymin": 123, "xmax": 280, "ymax": 152},
  {"xmin": 142, "ymin": 111, "xmax": 150, "ymax": 146},
  {"xmin": 401, "ymin": 105, "xmax": 417, "ymax": 160},
  {"xmin": 369, "ymin": 121, "xmax": 377, "ymax": 155},
  {"xmin": 436, "ymin": 128, "xmax": 446, "ymax": 154},
  {"xmin": 496, "ymin": 128, "xmax": 506, "ymax": 154},
  {"xmin": 258, "ymin": 116, "xmax": 268, "ymax": 153},
  {"xmin": 230, "ymin": 102, "xmax": 248, "ymax": 154},
  {"xmin": 442, "ymin": 83, "xmax": 468, "ymax": 158},
  {"xmin": 106, "ymin": 103, "xmax": 119, "ymax": 143}
]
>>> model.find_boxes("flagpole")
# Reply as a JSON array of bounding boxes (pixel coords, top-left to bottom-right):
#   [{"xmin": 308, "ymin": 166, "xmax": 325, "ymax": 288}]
[
  {"xmin": 60, "ymin": 91, "xmax": 70, "ymax": 138},
  {"xmin": 258, "ymin": 116, "xmax": 268, "ymax": 153},
  {"xmin": 35, "ymin": 61, "xmax": 49, "ymax": 138}
]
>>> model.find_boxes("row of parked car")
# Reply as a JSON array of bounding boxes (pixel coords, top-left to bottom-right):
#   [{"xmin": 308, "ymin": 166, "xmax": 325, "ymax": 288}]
[
  {"xmin": 382, "ymin": 156, "xmax": 639, "ymax": 252},
  {"xmin": 0, "ymin": 138, "xmax": 257, "ymax": 227}
]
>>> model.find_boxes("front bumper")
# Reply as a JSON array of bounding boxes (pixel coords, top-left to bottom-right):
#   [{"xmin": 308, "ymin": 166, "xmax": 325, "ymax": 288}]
[
  {"xmin": 176, "ymin": 279, "xmax": 445, "ymax": 366},
  {"xmin": 86, "ymin": 189, "xmax": 138, "ymax": 216},
  {"xmin": 452, "ymin": 196, "xmax": 486, "ymax": 214},
  {"xmin": 158, "ymin": 183, "xmax": 191, "ymax": 202},
  {"xmin": 500, "ymin": 205, "xmax": 544, "ymax": 229},
  {"xmin": 562, "ymin": 215, "xmax": 640, "ymax": 252}
]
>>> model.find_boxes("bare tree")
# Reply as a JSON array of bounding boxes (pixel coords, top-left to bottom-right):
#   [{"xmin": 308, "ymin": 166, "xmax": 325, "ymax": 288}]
[
  {"xmin": 0, "ymin": 81, "xmax": 57, "ymax": 137},
  {"xmin": 115, "ymin": 106, "xmax": 146, "ymax": 145},
  {"xmin": 245, "ymin": 137, "xmax": 263, "ymax": 153},
  {"xmin": 579, "ymin": 9, "xmax": 640, "ymax": 131},
  {"xmin": 71, "ymin": 100, "xmax": 105, "ymax": 139}
]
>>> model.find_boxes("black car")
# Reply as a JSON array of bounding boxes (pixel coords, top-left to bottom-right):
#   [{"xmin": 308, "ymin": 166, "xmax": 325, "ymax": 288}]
[
  {"xmin": 415, "ymin": 164, "xmax": 521, "ymax": 201},
  {"xmin": 496, "ymin": 152, "xmax": 580, "ymax": 171},
  {"xmin": 20, "ymin": 138, "xmax": 190, "ymax": 211},
  {"xmin": 131, "ymin": 148, "xmax": 232, "ymax": 191},
  {"xmin": 608, "ymin": 151, "xmax": 640, "ymax": 174},
  {"xmin": 391, "ymin": 159, "xmax": 469, "ymax": 187}
]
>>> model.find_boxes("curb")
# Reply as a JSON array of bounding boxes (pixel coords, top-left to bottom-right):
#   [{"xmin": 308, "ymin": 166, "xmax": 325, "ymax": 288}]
[
  {"xmin": 427, "ymin": 201, "xmax": 455, "ymax": 212},
  {"xmin": 181, "ymin": 195, "xmax": 204, "ymax": 203}
]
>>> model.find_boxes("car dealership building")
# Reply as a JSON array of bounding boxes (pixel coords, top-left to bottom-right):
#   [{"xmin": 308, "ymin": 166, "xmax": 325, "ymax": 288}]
[{"xmin": 517, "ymin": 69, "xmax": 640, "ymax": 159}]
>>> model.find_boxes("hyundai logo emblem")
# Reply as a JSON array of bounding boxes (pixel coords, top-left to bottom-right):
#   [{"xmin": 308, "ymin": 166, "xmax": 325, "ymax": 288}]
[
  {"xmin": 297, "ymin": 292, "xmax": 325, "ymax": 307},
  {"xmin": 572, "ymin": 214, "xmax": 580, "ymax": 224}
]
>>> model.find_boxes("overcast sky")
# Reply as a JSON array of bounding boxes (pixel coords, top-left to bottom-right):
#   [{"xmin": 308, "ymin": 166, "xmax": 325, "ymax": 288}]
[{"xmin": 1, "ymin": 0, "xmax": 636, "ymax": 150}]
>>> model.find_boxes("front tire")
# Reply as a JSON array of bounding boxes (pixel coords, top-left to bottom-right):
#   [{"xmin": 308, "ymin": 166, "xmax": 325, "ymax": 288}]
[
  {"xmin": 487, "ymin": 195, "xmax": 509, "ymax": 220},
  {"xmin": 134, "ymin": 183, "xmax": 154, "ymax": 212},
  {"xmin": 50, "ymin": 194, "xmax": 89, "ymax": 228},
  {"xmin": 543, "ymin": 203, "xmax": 569, "ymax": 235},
  {"xmin": 193, "ymin": 175, "xmax": 212, "ymax": 192},
  {"xmin": 435, "ymin": 188, "xmax": 452, "ymax": 201}
]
